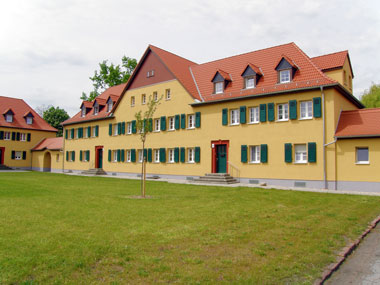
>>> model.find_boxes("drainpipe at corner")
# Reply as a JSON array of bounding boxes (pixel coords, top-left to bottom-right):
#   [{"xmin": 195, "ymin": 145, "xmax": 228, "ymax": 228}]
[{"xmin": 321, "ymin": 86, "xmax": 327, "ymax": 189}]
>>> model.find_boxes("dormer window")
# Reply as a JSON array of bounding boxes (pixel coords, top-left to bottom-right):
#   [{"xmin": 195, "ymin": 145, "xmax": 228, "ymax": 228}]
[
  {"xmin": 93, "ymin": 102, "xmax": 99, "ymax": 115},
  {"xmin": 81, "ymin": 106, "xmax": 86, "ymax": 117},
  {"xmin": 215, "ymin": 82, "xmax": 224, "ymax": 94},
  {"xmin": 244, "ymin": 76, "xmax": 255, "ymax": 89},
  {"xmin": 241, "ymin": 63, "xmax": 262, "ymax": 90},
  {"xmin": 279, "ymin": 70, "xmax": 291, "ymax": 83},
  {"xmin": 275, "ymin": 56, "xmax": 298, "ymax": 84},
  {"xmin": 107, "ymin": 101, "xmax": 113, "ymax": 112},
  {"xmin": 212, "ymin": 69, "xmax": 231, "ymax": 94},
  {"xmin": 26, "ymin": 117, "xmax": 33, "ymax": 124},
  {"xmin": 6, "ymin": 114, "xmax": 13, "ymax": 122}
]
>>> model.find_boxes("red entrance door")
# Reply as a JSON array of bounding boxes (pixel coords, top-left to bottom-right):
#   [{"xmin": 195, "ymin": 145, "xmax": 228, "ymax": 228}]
[
  {"xmin": 211, "ymin": 140, "xmax": 229, "ymax": 173},
  {"xmin": 0, "ymin": 147, "xmax": 4, "ymax": 165},
  {"xmin": 95, "ymin": 146, "xmax": 103, "ymax": 168}
]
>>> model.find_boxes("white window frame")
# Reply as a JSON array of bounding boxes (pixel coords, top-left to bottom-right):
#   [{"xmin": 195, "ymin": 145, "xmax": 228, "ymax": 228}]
[
  {"xmin": 127, "ymin": 122, "xmax": 132, "ymax": 134},
  {"xmin": 356, "ymin": 147, "xmax": 369, "ymax": 164},
  {"xmin": 107, "ymin": 101, "xmax": 113, "ymax": 112},
  {"xmin": 26, "ymin": 117, "xmax": 33, "ymax": 124},
  {"xmin": 300, "ymin": 101, "xmax": 313, "ymax": 119},
  {"xmin": 138, "ymin": 150, "xmax": 143, "ymax": 163},
  {"xmin": 249, "ymin": 107, "xmax": 259, "ymax": 124},
  {"xmin": 94, "ymin": 105, "xmax": 99, "ymax": 115},
  {"xmin": 168, "ymin": 117, "xmax": 175, "ymax": 131},
  {"xmin": 92, "ymin": 127, "xmax": 96, "ymax": 137},
  {"xmin": 84, "ymin": 128, "xmax": 89, "ymax": 139},
  {"xmin": 166, "ymin": 89, "xmax": 171, "ymax": 100},
  {"xmin": 113, "ymin": 150, "xmax": 117, "ymax": 162},
  {"xmin": 113, "ymin": 124, "xmax": 118, "ymax": 136},
  {"xmin": 168, "ymin": 149, "xmax": 175, "ymax": 163},
  {"xmin": 244, "ymin": 76, "xmax": 255, "ymax": 89},
  {"xmin": 230, "ymin": 109, "xmax": 240, "ymax": 125},
  {"xmin": 15, "ymin": 151, "xmax": 22, "ymax": 160},
  {"xmin": 215, "ymin": 82, "xmax": 223, "ymax": 94},
  {"xmin": 154, "ymin": 149, "xmax": 160, "ymax": 163},
  {"xmin": 187, "ymin": 114, "xmax": 195, "ymax": 129},
  {"xmin": 277, "ymin": 103, "xmax": 289, "ymax": 121},
  {"xmin": 5, "ymin": 114, "xmax": 13, "ymax": 123},
  {"xmin": 126, "ymin": 150, "xmax": 131, "ymax": 162},
  {"xmin": 4, "ymin": 132, "xmax": 11, "ymax": 140},
  {"xmin": 154, "ymin": 119, "xmax": 160, "ymax": 132},
  {"xmin": 142, "ymin": 94, "xmax": 146, "ymax": 105},
  {"xmin": 20, "ymin": 133, "xmax": 26, "ymax": 141},
  {"xmin": 249, "ymin": 145, "xmax": 261, "ymax": 163},
  {"xmin": 279, "ymin": 69, "xmax": 291, "ymax": 83},
  {"xmin": 187, "ymin": 148, "xmax": 195, "ymax": 163},
  {"xmin": 153, "ymin": 92, "xmax": 158, "ymax": 102},
  {"xmin": 76, "ymin": 129, "xmax": 79, "ymax": 139},
  {"xmin": 131, "ymin": 96, "xmax": 135, "ymax": 107},
  {"xmin": 294, "ymin": 144, "xmax": 307, "ymax": 163}
]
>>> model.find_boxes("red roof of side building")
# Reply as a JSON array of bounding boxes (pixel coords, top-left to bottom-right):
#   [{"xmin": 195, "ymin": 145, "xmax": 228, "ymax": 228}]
[
  {"xmin": 0, "ymin": 96, "xmax": 57, "ymax": 132},
  {"xmin": 311, "ymin": 50, "xmax": 353, "ymax": 75},
  {"xmin": 32, "ymin": 137, "xmax": 63, "ymax": 151},
  {"xmin": 335, "ymin": 108, "xmax": 380, "ymax": 138},
  {"xmin": 62, "ymin": 83, "xmax": 126, "ymax": 125}
]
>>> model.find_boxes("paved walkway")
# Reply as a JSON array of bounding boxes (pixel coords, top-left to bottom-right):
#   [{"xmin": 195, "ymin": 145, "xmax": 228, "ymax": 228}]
[{"xmin": 325, "ymin": 223, "xmax": 380, "ymax": 284}]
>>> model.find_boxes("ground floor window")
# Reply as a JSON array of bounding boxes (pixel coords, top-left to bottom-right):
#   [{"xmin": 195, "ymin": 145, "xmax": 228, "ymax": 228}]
[
  {"xmin": 356, "ymin": 147, "xmax": 369, "ymax": 164},
  {"xmin": 113, "ymin": 150, "xmax": 117, "ymax": 162},
  {"xmin": 168, "ymin": 149, "xmax": 174, "ymax": 163},
  {"xmin": 126, "ymin": 150, "xmax": 131, "ymax": 162},
  {"xmin": 15, "ymin": 151, "xmax": 22, "ymax": 160},
  {"xmin": 295, "ymin": 144, "xmax": 307, "ymax": 163},
  {"xmin": 154, "ymin": 149, "xmax": 160, "ymax": 163},
  {"xmin": 249, "ymin": 145, "xmax": 260, "ymax": 163},
  {"xmin": 188, "ymin": 148, "xmax": 195, "ymax": 163},
  {"xmin": 138, "ymin": 150, "xmax": 143, "ymax": 163}
]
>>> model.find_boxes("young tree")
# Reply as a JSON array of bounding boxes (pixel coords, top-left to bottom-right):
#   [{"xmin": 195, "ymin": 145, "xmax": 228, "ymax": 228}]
[
  {"xmin": 81, "ymin": 56, "xmax": 137, "ymax": 102},
  {"xmin": 42, "ymin": 106, "xmax": 70, "ymax": 137},
  {"xmin": 361, "ymin": 82, "xmax": 380, "ymax": 108},
  {"xmin": 135, "ymin": 95, "xmax": 162, "ymax": 198}
]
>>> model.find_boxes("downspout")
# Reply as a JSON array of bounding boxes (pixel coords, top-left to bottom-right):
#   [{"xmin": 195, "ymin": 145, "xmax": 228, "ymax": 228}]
[
  {"xmin": 321, "ymin": 86, "xmax": 327, "ymax": 189},
  {"xmin": 62, "ymin": 127, "xmax": 65, "ymax": 173}
]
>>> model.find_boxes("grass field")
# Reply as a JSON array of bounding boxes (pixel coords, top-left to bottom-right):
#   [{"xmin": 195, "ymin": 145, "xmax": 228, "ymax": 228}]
[{"xmin": 1, "ymin": 172, "xmax": 380, "ymax": 284}]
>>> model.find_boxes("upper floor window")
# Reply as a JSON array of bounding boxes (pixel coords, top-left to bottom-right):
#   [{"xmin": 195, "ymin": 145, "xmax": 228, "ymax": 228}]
[
  {"xmin": 154, "ymin": 118, "xmax": 160, "ymax": 132},
  {"xmin": 244, "ymin": 76, "xmax": 255, "ymax": 89},
  {"xmin": 300, "ymin": 101, "xmax": 313, "ymax": 119},
  {"xmin": 230, "ymin": 109, "xmax": 240, "ymax": 125},
  {"xmin": 249, "ymin": 107, "xmax": 259, "ymax": 123},
  {"xmin": 5, "ymin": 114, "xmax": 13, "ymax": 122},
  {"xmin": 356, "ymin": 147, "xmax": 369, "ymax": 164},
  {"xmin": 113, "ymin": 124, "xmax": 118, "ymax": 136},
  {"xmin": 93, "ymin": 104, "xmax": 99, "ymax": 115},
  {"xmin": 279, "ymin": 70, "xmax": 291, "ymax": 83},
  {"xmin": 277, "ymin": 103, "xmax": 289, "ymax": 121},
  {"xmin": 188, "ymin": 114, "xmax": 195, "ymax": 129},
  {"xmin": 165, "ymin": 89, "xmax": 171, "ymax": 100},
  {"xmin": 142, "ymin": 94, "xmax": 146, "ymax": 105},
  {"xmin": 20, "ymin": 133, "xmax": 27, "ymax": 141},
  {"xmin": 131, "ymin": 96, "xmax": 135, "ymax": 107},
  {"xmin": 4, "ymin": 132, "xmax": 11, "ymax": 140},
  {"xmin": 168, "ymin": 116, "xmax": 175, "ymax": 131},
  {"xmin": 127, "ymin": 122, "xmax": 132, "ymax": 134},
  {"xmin": 26, "ymin": 117, "xmax": 33, "ymax": 124},
  {"xmin": 153, "ymin": 92, "xmax": 158, "ymax": 102},
  {"xmin": 214, "ymin": 82, "xmax": 224, "ymax": 94},
  {"xmin": 81, "ymin": 107, "xmax": 86, "ymax": 117},
  {"xmin": 107, "ymin": 101, "xmax": 113, "ymax": 112}
]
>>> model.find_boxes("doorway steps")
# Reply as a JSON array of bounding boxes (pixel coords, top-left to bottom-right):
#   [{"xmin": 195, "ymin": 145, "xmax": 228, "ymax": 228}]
[
  {"xmin": 81, "ymin": 168, "xmax": 107, "ymax": 176},
  {"xmin": 193, "ymin": 173, "xmax": 239, "ymax": 184},
  {"xmin": 0, "ymin": 164, "xmax": 13, "ymax": 170}
]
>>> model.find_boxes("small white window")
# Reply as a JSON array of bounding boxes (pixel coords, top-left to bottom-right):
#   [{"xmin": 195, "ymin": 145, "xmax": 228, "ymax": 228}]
[
  {"xmin": 215, "ymin": 82, "xmax": 223, "ymax": 94},
  {"xmin": 151, "ymin": 70, "xmax": 155, "ymax": 77},
  {"xmin": 250, "ymin": 146, "xmax": 260, "ymax": 163},
  {"xmin": 249, "ymin": 107, "xmax": 259, "ymax": 123},
  {"xmin": 131, "ymin": 96, "xmax": 135, "ymax": 107},
  {"xmin": 188, "ymin": 148, "xmax": 195, "ymax": 163},
  {"xmin": 168, "ymin": 117, "xmax": 175, "ymax": 131},
  {"xmin": 154, "ymin": 119, "xmax": 160, "ymax": 132},
  {"xmin": 107, "ymin": 101, "xmax": 113, "ymax": 112},
  {"xmin": 127, "ymin": 122, "xmax": 132, "ymax": 134},
  {"xmin": 166, "ymin": 89, "xmax": 171, "ymax": 100},
  {"xmin": 92, "ymin": 127, "xmax": 96, "ymax": 137},
  {"xmin": 84, "ymin": 128, "xmax": 88, "ymax": 138},
  {"xmin": 142, "ymin": 94, "xmax": 146, "ymax": 105},
  {"xmin": 277, "ymin": 103, "xmax": 289, "ymax": 121},
  {"xmin": 154, "ymin": 149, "xmax": 160, "ymax": 163},
  {"xmin": 138, "ymin": 150, "xmax": 143, "ymax": 163},
  {"xmin": 300, "ymin": 101, "xmax": 313, "ymax": 119},
  {"xmin": 6, "ymin": 114, "xmax": 13, "ymax": 123},
  {"xmin": 230, "ymin": 109, "xmax": 240, "ymax": 125},
  {"xmin": 168, "ymin": 149, "xmax": 175, "ymax": 163},
  {"xmin": 15, "ymin": 151, "xmax": 22, "ymax": 160},
  {"xmin": 356, "ymin": 147, "xmax": 369, "ymax": 164},
  {"xmin": 20, "ymin": 133, "xmax": 26, "ymax": 141},
  {"xmin": 4, "ymin": 132, "xmax": 10, "ymax": 140},
  {"xmin": 113, "ymin": 150, "xmax": 117, "ymax": 162},
  {"xmin": 245, "ymin": 76, "xmax": 255, "ymax": 89},
  {"xmin": 76, "ymin": 129, "xmax": 79, "ymax": 139},
  {"xmin": 113, "ymin": 124, "xmax": 118, "ymax": 136},
  {"xmin": 147, "ymin": 71, "xmax": 150, "ymax": 77},
  {"xmin": 279, "ymin": 70, "xmax": 291, "ymax": 83},
  {"xmin": 94, "ymin": 105, "xmax": 99, "ymax": 115},
  {"xmin": 153, "ymin": 92, "xmax": 158, "ymax": 102},
  {"xmin": 126, "ymin": 150, "xmax": 131, "ymax": 162},
  {"xmin": 188, "ymin": 114, "xmax": 195, "ymax": 129},
  {"xmin": 26, "ymin": 117, "xmax": 33, "ymax": 124},
  {"xmin": 295, "ymin": 144, "xmax": 307, "ymax": 163}
]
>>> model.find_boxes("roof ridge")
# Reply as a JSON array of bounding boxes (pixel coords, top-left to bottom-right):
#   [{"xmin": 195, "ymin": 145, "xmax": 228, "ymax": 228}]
[
  {"xmin": 0, "ymin": 95, "xmax": 23, "ymax": 101},
  {"xmin": 311, "ymin": 50, "xmax": 348, "ymax": 60}
]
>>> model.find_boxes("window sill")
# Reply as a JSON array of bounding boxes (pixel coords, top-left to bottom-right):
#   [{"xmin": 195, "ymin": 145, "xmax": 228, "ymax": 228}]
[
  {"xmin": 187, "ymin": 161, "xmax": 195, "ymax": 164},
  {"xmin": 168, "ymin": 161, "xmax": 175, "ymax": 164},
  {"xmin": 294, "ymin": 162, "xmax": 307, "ymax": 164},
  {"xmin": 299, "ymin": 117, "xmax": 313, "ymax": 121},
  {"xmin": 153, "ymin": 130, "xmax": 160, "ymax": 133},
  {"xmin": 168, "ymin": 129, "xmax": 175, "ymax": 132},
  {"xmin": 356, "ymin": 162, "xmax": 370, "ymax": 165},
  {"xmin": 276, "ymin": 119, "xmax": 289, "ymax": 122},
  {"xmin": 249, "ymin": 161, "xmax": 260, "ymax": 164},
  {"xmin": 248, "ymin": 122, "xmax": 259, "ymax": 125},
  {"xmin": 229, "ymin": 123, "xmax": 240, "ymax": 126},
  {"xmin": 187, "ymin": 127, "xmax": 195, "ymax": 130}
]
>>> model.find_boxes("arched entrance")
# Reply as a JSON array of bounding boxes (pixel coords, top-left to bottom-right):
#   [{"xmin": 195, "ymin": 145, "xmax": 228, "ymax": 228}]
[{"xmin": 43, "ymin": 152, "xmax": 51, "ymax": 172}]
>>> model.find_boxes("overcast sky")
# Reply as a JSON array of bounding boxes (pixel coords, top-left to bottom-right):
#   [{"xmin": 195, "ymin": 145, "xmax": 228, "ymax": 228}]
[{"xmin": 1, "ymin": 0, "xmax": 379, "ymax": 116}]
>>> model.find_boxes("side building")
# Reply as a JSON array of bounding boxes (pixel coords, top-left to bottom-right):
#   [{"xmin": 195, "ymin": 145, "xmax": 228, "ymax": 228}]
[
  {"xmin": 0, "ymin": 96, "xmax": 57, "ymax": 169},
  {"xmin": 62, "ymin": 43, "xmax": 380, "ymax": 191}
]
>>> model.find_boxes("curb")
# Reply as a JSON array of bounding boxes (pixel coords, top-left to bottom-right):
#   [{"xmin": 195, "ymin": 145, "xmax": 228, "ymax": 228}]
[{"xmin": 315, "ymin": 215, "xmax": 380, "ymax": 284}]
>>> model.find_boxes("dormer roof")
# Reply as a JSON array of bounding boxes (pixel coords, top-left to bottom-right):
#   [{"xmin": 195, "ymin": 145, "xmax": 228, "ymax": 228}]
[
  {"xmin": 241, "ymin": 63, "xmax": 263, "ymax": 77},
  {"xmin": 211, "ymin": 69, "xmax": 231, "ymax": 82},
  {"xmin": 3, "ymin": 108, "xmax": 14, "ymax": 115},
  {"xmin": 23, "ymin": 111, "xmax": 34, "ymax": 118},
  {"xmin": 275, "ymin": 55, "xmax": 298, "ymax": 71}
]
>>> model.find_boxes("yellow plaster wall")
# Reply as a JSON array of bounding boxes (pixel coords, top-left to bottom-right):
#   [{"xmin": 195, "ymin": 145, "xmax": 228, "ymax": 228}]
[
  {"xmin": 32, "ymin": 150, "xmax": 63, "ymax": 171},
  {"xmin": 324, "ymin": 58, "xmax": 353, "ymax": 93},
  {"xmin": 0, "ymin": 127, "xmax": 56, "ymax": 168}
]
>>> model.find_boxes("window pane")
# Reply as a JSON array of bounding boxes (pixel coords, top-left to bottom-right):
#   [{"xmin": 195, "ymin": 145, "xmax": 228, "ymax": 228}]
[{"xmin": 357, "ymin": 148, "xmax": 369, "ymax": 162}]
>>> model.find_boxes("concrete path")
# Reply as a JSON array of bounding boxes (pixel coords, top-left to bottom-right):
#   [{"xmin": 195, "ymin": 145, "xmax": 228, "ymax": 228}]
[{"xmin": 325, "ymin": 223, "xmax": 380, "ymax": 284}]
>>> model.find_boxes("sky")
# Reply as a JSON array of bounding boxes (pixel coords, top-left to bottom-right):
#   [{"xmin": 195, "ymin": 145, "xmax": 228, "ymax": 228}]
[{"xmin": 1, "ymin": 0, "xmax": 380, "ymax": 116}]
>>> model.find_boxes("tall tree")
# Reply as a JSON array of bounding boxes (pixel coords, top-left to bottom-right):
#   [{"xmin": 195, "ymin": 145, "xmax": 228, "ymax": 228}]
[
  {"xmin": 81, "ymin": 56, "xmax": 137, "ymax": 102},
  {"xmin": 42, "ymin": 106, "xmax": 70, "ymax": 137},
  {"xmin": 135, "ymin": 95, "xmax": 162, "ymax": 198},
  {"xmin": 360, "ymin": 82, "xmax": 380, "ymax": 108}
]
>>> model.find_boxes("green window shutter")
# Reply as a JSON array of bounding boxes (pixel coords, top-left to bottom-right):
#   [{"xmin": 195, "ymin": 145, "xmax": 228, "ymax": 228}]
[
  {"xmin": 108, "ymin": 150, "xmax": 111, "ymax": 162},
  {"xmin": 268, "ymin": 103, "xmax": 275, "ymax": 121},
  {"xmin": 180, "ymin": 147, "xmax": 185, "ymax": 162},
  {"xmin": 81, "ymin": 128, "xmax": 84, "ymax": 138},
  {"xmin": 95, "ymin": 125, "xmax": 99, "ymax": 137},
  {"xmin": 260, "ymin": 104, "xmax": 267, "ymax": 122},
  {"xmin": 149, "ymin": 118, "xmax": 153, "ymax": 132},
  {"xmin": 122, "ymin": 122, "xmax": 126, "ymax": 134},
  {"xmin": 66, "ymin": 151, "xmax": 69, "ymax": 161},
  {"xmin": 313, "ymin": 97, "xmax": 322, "ymax": 118},
  {"xmin": 148, "ymin": 148, "xmax": 152, "ymax": 162},
  {"xmin": 222, "ymin": 108, "xmax": 228, "ymax": 125},
  {"xmin": 195, "ymin": 112, "xmax": 201, "ymax": 128},
  {"xmin": 71, "ymin": 129, "xmax": 74, "ymax": 139},
  {"xmin": 80, "ymin": 150, "xmax": 83, "ymax": 161},
  {"xmin": 109, "ymin": 123, "xmax": 112, "ymax": 136},
  {"xmin": 260, "ymin": 144, "xmax": 268, "ymax": 163},
  {"xmin": 284, "ymin": 143, "xmax": 292, "ymax": 163},
  {"xmin": 289, "ymin": 100, "xmax": 297, "ymax": 120},
  {"xmin": 27, "ymin": 133, "xmax": 31, "ymax": 142},
  {"xmin": 65, "ymin": 129, "xmax": 68, "ymax": 139},
  {"xmin": 241, "ymin": 145, "xmax": 248, "ymax": 163},
  {"xmin": 131, "ymin": 149, "xmax": 136, "ymax": 162},
  {"xmin": 195, "ymin": 147, "xmax": 200, "ymax": 163},
  {"xmin": 240, "ymin": 106, "xmax": 246, "ymax": 124},
  {"xmin": 11, "ymin": 151, "xmax": 15, "ymax": 159},
  {"xmin": 308, "ymin": 142, "xmax": 317, "ymax": 163},
  {"xmin": 16, "ymin": 132, "xmax": 20, "ymax": 141},
  {"xmin": 132, "ymin": 120, "xmax": 137, "ymax": 134},
  {"xmin": 22, "ymin": 151, "xmax": 26, "ymax": 160},
  {"xmin": 175, "ymin": 115, "xmax": 180, "ymax": 130},
  {"xmin": 161, "ymin": 116, "xmax": 167, "ymax": 131},
  {"xmin": 117, "ymin": 149, "xmax": 121, "ymax": 162},
  {"xmin": 118, "ymin": 122, "xmax": 122, "ymax": 135},
  {"xmin": 180, "ymin": 114, "xmax": 186, "ymax": 129},
  {"xmin": 86, "ymin": 150, "xmax": 90, "ymax": 161},
  {"xmin": 121, "ymin": 149, "xmax": 125, "ymax": 162},
  {"xmin": 143, "ymin": 149, "xmax": 147, "ymax": 161},
  {"xmin": 160, "ymin": 148, "xmax": 166, "ymax": 163},
  {"xmin": 174, "ymin": 147, "xmax": 179, "ymax": 162},
  {"xmin": 78, "ymin": 128, "xmax": 81, "ymax": 138},
  {"xmin": 0, "ymin": 131, "xmax": 3, "ymax": 140},
  {"xmin": 12, "ymin": 132, "xmax": 15, "ymax": 141},
  {"xmin": 87, "ymin": 126, "xmax": 91, "ymax": 137},
  {"xmin": 72, "ymin": 151, "xmax": 75, "ymax": 162}
]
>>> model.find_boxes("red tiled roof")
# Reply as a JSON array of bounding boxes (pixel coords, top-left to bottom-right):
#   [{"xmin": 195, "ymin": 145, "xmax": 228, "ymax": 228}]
[
  {"xmin": 311, "ymin": 51, "xmax": 348, "ymax": 71},
  {"xmin": 335, "ymin": 108, "xmax": 380, "ymax": 138},
  {"xmin": 32, "ymin": 137, "xmax": 63, "ymax": 151},
  {"xmin": 62, "ymin": 83, "xmax": 126, "ymax": 125},
  {"xmin": 80, "ymin": 101, "xmax": 92, "ymax": 109},
  {"xmin": 0, "ymin": 96, "xmax": 57, "ymax": 132}
]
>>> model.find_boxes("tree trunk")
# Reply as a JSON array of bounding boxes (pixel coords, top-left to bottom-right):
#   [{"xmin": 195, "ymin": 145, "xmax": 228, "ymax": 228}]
[{"xmin": 141, "ymin": 140, "xmax": 145, "ymax": 197}]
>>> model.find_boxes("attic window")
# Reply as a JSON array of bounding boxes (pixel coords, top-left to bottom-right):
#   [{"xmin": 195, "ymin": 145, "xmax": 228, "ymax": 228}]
[
  {"xmin": 215, "ymin": 82, "xmax": 224, "ymax": 94},
  {"xmin": 147, "ymin": 70, "xmax": 155, "ymax": 78},
  {"xmin": 275, "ymin": 56, "xmax": 297, "ymax": 84},
  {"xmin": 279, "ymin": 70, "xmax": 291, "ymax": 83},
  {"xmin": 212, "ymin": 70, "xmax": 231, "ymax": 94},
  {"xmin": 6, "ymin": 114, "xmax": 13, "ymax": 123},
  {"xmin": 81, "ymin": 106, "xmax": 86, "ymax": 117},
  {"xmin": 244, "ymin": 76, "xmax": 255, "ymax": 89},
  {"xmin": 26, "ymin": 117, "xmax": 33, "ymax": 124},
  {"xmin": 241, "ymin": 64, "xmax": 262, "ymax": 89},
  {"xmin": 93, "ymin": 103, "xmax": 99, "ymax": 115},
  {"xmin": 107, "ymin": 100, "xmax": 113, "ymax": 112}
]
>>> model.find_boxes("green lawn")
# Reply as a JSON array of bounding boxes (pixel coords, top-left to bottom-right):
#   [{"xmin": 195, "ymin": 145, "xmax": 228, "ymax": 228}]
[{"xmin": 1, "ymin": 172, "xmax": 380, "ymax": 284}]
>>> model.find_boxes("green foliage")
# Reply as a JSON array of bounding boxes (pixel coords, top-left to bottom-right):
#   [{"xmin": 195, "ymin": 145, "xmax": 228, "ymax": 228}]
[
  {"xmin": 135, "ymin": 95, "xmax": 162, "ymax": 143},
  {"xmin": 42, "ymin": 106, "xmax": 70, "ymax": 137},
  {"xmin": 81, "ymin": 56, "xmax": 137, "ymax": 101},
  {"xmin": 360, "ymin": 82, "xmax": 380, "ymax": 108}
]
